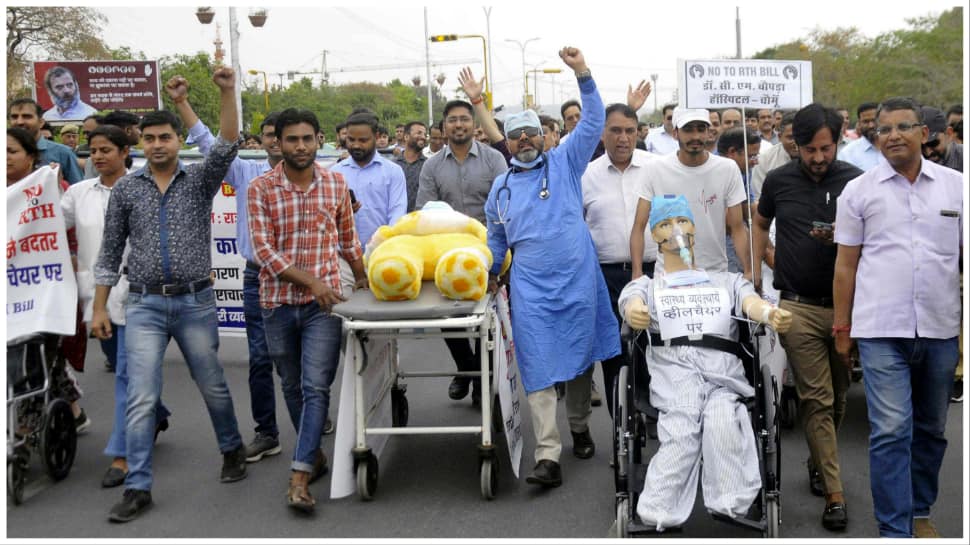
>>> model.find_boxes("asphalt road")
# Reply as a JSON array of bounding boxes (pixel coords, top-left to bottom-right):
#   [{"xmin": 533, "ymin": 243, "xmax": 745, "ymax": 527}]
[{"xmin": 5, "ymin": 334, "xmax": 966, "ymax": 539}]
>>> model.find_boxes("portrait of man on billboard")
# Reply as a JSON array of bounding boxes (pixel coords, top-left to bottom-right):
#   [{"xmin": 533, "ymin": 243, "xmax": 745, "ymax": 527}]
[{"xmin": 42, "ymin": 65, "xmax": 98, "ymax": 121}]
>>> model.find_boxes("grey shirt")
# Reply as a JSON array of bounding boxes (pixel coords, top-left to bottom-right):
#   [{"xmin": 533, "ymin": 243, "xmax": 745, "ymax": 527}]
[
  {"xmin": 393, "ymin": 153, "xmax": 426, "ymax": 212},
  {"xmin": 95, "ymin": 136, "xmax": 239, "ymax": 287},
  {"xmin": 415, "ymin": 141, "xmax": 508, "ymax": 224},
  {"xmin": 943, "ymin": 142, "xmax": 963, "ymax": 173}
]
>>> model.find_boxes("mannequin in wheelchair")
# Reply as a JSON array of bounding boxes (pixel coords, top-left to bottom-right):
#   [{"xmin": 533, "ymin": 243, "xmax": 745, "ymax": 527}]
[{"xmin": 618, "ymin": 195, "xmax": 792, "ymax": 531}]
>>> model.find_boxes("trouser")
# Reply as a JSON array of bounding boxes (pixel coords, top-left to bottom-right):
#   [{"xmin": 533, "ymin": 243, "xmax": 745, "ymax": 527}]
[
  {"xmin": 777, "ymin": 299, "xmax": 850, "ymax": 496},
  {"xmin": 262, "ymin": 301, "xmax": 343, "ymax": 473},
  {"xmin": 857, "ymin": 337, "xmax": 958, "ymax": 538},
  {"xmin": 243, "ymin": 265, "xmax": 279, "ymax": 438},
  {"xmin": 124, "ymin": 287, "xmax": 243, "ymax": 491},
  {"xmin": 636, "ymin": 376, "xmax": 760, "ymax": 530},
  {"xmin": 598, "ymin": 261, "xmax": 655, "ymax": 418},
  {"xmin": 105, "ymin": 323, "xmax": 171, "ymax": 459},
  {"xmin": 526, "ymin": 367, "xmax": 593, "ymax": 463}
]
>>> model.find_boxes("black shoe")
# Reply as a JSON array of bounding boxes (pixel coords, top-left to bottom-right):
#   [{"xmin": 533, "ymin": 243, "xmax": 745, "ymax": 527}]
[
  {"xmin": 101, "ymin": 466, "xmax": 127, "ymax": 488},
  {"xmin": 808, "ymin": 463, "xmax": 825, "ymax": 497},
  {"xmin": 571, "ymin": 429, "xmax": 595, "ymax": 459},
  {"xmin": 245, "ymin": 432, "xmax": 281, "ymax": 462},
  {"xmin": 448, "ymin": 377, "xmax": 471, "ymax": 400},
  {"xmin": 951, "ymin": 379, "xmax": 964, "ymax": 403},
  {"xmin": 220, "ymin": 446, "xmax": 247, "ymax": 483},
  {"xmin": 104, "ymin": 359, "xmax": 116, "ymax": 373},
  {"xmin": 154, "ymin": 418, "xmax": 169, "ymax": 444},
  {"xmin": 108, "ymin": 489, "xmax": 152, "ymax": 523},
  {"xmin": 525, "ymin": 459, "xmax": 562, "ymax": 488},
  {"xmin": 74, "ymin": 409, "xmax": 92, "ymax": 434},
  {"xmin": 822, "ymin": 502, "xmax": 848, "ymax": 531}
]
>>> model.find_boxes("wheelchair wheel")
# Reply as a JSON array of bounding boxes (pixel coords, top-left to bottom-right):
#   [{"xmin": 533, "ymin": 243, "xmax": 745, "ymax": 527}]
[
  {"xmin": 764, "ymin": 492, "xmax": 780, "ymax": 538},
  {"xmin": 779, "ymin": 387, "xmax": 798, "ymax": 430},
  {"xmin": 7, "ymin": 456, "xmax": 27, "ymax": 505},
  {"xmin": 612, "ymin": 366, "xmax": 629, "ymax": 492},
  {"xmin": 615, "ymin": 496, "xmax": 630, "ymax": 538},
  {"xmin": 40, "ymin": 398, "xmax": 77, "ymax": 481}
]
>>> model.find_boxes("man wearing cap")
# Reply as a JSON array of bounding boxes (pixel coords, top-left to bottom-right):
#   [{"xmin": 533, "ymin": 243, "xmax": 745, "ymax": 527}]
[
  {"xmin": 618, "ymin": 194, "xmax": 792, "ymax": 531},
  {"xmin": 60, "ymin": 123, "xmax": 80, "ymax": 151},
  {"xmin": 920, "ymin": 106, "xmax": 963, "ymax": 173},
  {"xmin": 630, "ymin": 107, "xmax": 752, "ymax": 281},
  {"xmin": 485, "ymin": 46, "xmax": 619, "ymax": 488}
]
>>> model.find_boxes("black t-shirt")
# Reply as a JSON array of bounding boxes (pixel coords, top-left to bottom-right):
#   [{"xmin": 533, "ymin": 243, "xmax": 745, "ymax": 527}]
[{"xmin": 757, "ymin": 159, "xmax": 863, "ymax": 298}]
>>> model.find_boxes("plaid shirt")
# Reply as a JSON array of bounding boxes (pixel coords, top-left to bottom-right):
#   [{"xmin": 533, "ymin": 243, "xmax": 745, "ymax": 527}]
[{"xmin": 247, "ymin": 161, "xmax": 362, "ymax": 309}]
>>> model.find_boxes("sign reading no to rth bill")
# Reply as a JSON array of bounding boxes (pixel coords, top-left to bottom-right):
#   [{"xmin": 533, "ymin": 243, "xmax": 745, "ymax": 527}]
[{"xmin": 677, "ymin": 59, "xmax": 813, "ymax": 110}]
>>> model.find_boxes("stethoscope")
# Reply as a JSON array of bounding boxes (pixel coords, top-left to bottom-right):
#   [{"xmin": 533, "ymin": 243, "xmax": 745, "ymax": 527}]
[{"xmin": 494, "ymin": 154, "xmax": 549, "ymax": 225}]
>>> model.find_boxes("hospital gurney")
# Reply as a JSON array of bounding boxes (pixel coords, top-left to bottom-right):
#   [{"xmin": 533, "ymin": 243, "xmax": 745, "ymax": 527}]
[{"xmin": 331, "ymin": 281, "xmax": 500, "ymax": 501}]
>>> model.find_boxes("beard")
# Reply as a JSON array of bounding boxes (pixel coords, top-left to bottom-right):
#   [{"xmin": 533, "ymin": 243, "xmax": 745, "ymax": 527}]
[
  {"xmin": 514, "ymin": 149, "xmax": 539, "ymax": 163},
  {"xmin": 53, "ymin": 92, "xmax": 78, "ymax": 112},
  {"xmin": 349, "ymin": 146, "xmax": 375, "ymax": 163},
  {"xmin": 283, "ymin": 153, "xmax": 315, "ymax": 170}
]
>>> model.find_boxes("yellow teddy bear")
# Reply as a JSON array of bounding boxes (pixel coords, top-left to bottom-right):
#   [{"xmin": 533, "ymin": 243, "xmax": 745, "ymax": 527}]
[{"xmin": 364, "ymin": 202, "xmax": 511, "ymax": 301}]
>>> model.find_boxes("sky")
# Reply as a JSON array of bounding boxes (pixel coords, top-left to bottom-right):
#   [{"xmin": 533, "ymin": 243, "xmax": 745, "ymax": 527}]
[{"xmin": 58, "ymin": 1, "xmax": 970, "ymax": 114}]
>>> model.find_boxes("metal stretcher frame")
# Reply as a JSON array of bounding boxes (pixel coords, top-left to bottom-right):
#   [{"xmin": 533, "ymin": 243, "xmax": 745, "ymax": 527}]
[{"xmin": 332, "ymin": 282, "xmax": 500, "ymax": 500}]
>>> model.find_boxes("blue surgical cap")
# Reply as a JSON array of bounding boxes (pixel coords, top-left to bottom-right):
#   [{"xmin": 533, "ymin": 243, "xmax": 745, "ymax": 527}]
[
  {"xmin": 504, "ymin": 110, "xmax": 542, "ymax": 137},
  {"xmin": 649, "ymin": 195, "xmax": 694, "ymax": 231}
]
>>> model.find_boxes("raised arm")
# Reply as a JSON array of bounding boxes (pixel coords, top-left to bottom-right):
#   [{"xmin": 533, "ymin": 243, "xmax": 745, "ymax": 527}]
[
  {"xmin": 558, "ymin": 46, "xmax": 604, "ymax": 173},
  {"xmin": 459, "ymin": 67, "xmax": 503, "ymax": 144},
  {"xmin": 199, "ymin": 67, "xmax": 241, "ymax": 196}
]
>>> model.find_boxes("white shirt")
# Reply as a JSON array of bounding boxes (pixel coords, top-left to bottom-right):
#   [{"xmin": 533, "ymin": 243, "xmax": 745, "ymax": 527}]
[
  {"xmin": 61, "ymin": 175, "xmax": 130, "ymax": 325},
  {"xmin": 582, "ymin": 149, "xmax": 659, "ymax": 263},
  {"xmin": 645, "ymin": 127, "xmax": 679, "ymax": 155},
  {"xmin": 638, "ymin": 152, "xmax": 747, "ymax": 273}
]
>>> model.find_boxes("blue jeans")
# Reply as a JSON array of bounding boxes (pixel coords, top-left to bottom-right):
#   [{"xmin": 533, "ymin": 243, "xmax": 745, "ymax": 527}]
[
  {"xmin": 243, "ymin": 267, "xmax": 278, "ymax": 438},
  {"xmin": 104, "ymin": 323, "xmax": 171, "ymax": 459},
  {"xmin": 124, "ymin": 287, "xmax": 243, "ymax": 491},
  {"xmin": 857, "ymin": 337, "xmax": 959, "ymax": 538},
  {"xmin": 262, "ymin": 302, "xmax": 342, "ymax": 473}
]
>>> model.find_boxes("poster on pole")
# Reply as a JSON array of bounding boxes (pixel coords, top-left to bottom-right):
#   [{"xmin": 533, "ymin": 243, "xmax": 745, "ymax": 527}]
[
  {"xmin": 494, "ymin": 288, "xmax": 524, "ymax": 478},
  {"xmin": 677, "ymin": 59, "xmax": 813, "ymax": 110},
  {"xmin": 6, "ymin": 166, "xmax": 78, "ymax": 342},
  {"xmin": 32, "ymin": 60, "xmax": 162, "ymax": 122}
]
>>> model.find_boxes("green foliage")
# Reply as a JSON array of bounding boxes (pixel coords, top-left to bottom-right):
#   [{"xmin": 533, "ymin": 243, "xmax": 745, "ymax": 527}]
[
  {"xmin": 752, "ymin": 7, "xmax": 963, "ymax": 114},
  {"xmin": 158, "ymin": 53, "xmax": 222, "ymax": 132}
]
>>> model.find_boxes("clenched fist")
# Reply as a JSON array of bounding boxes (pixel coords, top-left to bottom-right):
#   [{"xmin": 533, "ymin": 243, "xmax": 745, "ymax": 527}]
[
  {"xmin": 212, "ymin": 67, "xmax": 236, "ymax": 91},
  {"xmin": 624, "ymin": 297, "xmax": 651, "ymax": 330}
]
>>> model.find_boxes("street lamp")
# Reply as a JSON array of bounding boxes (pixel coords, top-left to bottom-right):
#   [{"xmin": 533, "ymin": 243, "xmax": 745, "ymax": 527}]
[
  {"xmin": 429, "ymin": 34, "xmax": 492, "ymax": 111},
  {"xmin": 196, "ymin": 7, "xmax": 269, "ymax": 131},
  {"xmin": 505, "ymin": 37, "xmax": 540, "ymax": 110},
  {"xmin": 650, "ymin": 73, "xmax": 659, "ymax": 113},
  {"xmin": 528, "ymin": 68, "xmax": 561, "ymax": 109},
  {"xmin": 247, "ymin": 69, "xmax": 269, "ymax": 112}
]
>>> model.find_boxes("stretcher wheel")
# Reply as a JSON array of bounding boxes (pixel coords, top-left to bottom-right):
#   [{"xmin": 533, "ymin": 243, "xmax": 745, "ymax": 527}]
[
  {"xmin": 764, "ymin": 493, "xmax": 780, "ymax": 538},
  {"xmin": 40, "ymin": 398, "xmax": 77, "ymax": 481},
  {"xmin": 391, "ymin": 387, "xmax": 408, "ymax": 427},
  {"xmin": 615, "ymin": 496, "xmax": 630, "ymax": 538},
  {"xmin": 7, "ymin": 457, "xmax": 27, "ymax": 505},
  {"xmin": 356, "ymin": 453, "xmax": 378, "ymax": 501},
  {"xmin": 480, "ymin": 457, "xmax": 497, "ymax": 500}
]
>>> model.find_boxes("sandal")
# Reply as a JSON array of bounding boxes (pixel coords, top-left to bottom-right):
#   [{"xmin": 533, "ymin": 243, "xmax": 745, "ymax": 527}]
[{"xmin": 286, "ymin": 483, "xmax": 315, "ymax": 513}]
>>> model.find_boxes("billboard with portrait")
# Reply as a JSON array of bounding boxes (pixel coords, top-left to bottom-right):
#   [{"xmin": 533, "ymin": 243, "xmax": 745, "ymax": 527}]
[{"xmin": 32, "ymin": 60, "xmax": 162, "ymax": 122}]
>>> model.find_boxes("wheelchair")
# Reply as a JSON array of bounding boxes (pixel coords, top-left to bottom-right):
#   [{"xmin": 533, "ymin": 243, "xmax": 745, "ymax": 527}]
[
  {"xmin": 6, "ymin": 334, "xmax": 78, "ymax": 505},
  {"xmin": 612, "ymin": 324, "xmax": 781, "ymax": 538}
]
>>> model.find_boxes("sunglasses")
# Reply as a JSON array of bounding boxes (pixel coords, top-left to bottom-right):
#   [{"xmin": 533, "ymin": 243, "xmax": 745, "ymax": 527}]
[
  {"xmin": 508, "ymin": 126, "xmax": 541, "ymax": 140},
  {"xmin": 922, "ymin": 138, "xmax": 941, "ymax": 149}
]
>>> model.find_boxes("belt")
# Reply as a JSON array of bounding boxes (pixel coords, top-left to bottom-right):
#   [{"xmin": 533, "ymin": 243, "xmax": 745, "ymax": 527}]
[
  {"xmin": 129, "ymin": 278, "xmax": 212, "ymax": 296},
  {"xmin": 602, "ymin": 262, "xmax": 654, "ymax": 272},
  {"xmin": 245, "ymin": 260, "xmax": 261, "ymax": 271},
  {"xmin": 779, "ymin": 290, "xmax": 833, "ymax": 308}
]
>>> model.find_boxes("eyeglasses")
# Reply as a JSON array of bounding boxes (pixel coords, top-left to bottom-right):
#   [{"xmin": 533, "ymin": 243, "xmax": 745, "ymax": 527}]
[
  {"xmin": 874, "ymin": 122, "xmax": 922, "ymax": 136},
  {"xmin": 507, "ymin": 126, "xmax": 541, "ymax": 140}
]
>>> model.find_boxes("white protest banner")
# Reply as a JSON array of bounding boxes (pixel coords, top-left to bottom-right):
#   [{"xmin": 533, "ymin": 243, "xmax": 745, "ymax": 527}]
[
  {"xmin": 654, "ymin": 287, "xmax": 731, "ymax": 341},
  {"xmin": 6, "ymin": 167, "xmax": 78, "ymax": 342},
  {"xmin": 210, "ymin": 182, "xmax": 246, "ymax": 337},
  {"xmin": 494, "ymin": 288, "xmax": 523, "ymax": 478},
  {"xmin": 331, "ymin": 336, "xmax": 394, "ymax": 499},
  {"xmin": 678, "ymin": 59, "xmax": 813, "ymax": 110}
]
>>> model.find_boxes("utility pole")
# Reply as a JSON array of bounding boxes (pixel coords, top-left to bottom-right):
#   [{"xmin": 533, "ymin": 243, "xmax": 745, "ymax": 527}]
[
  {"xmin": 321, "ymin": 50, "xmax": 330, "ymax": 85},
  {"xmin": 424, "ymin": 7, "xmax": 433, "ymax": 127},
  {"xmin": 735, "ymin": 6, "xmax": 742, "ymax": 59}
]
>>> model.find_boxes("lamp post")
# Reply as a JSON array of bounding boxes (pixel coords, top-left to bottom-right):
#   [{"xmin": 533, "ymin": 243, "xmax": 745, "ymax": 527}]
[
  {"xmin": 506, "ymin": 37, "xmax": 540, "ymax": 110},
  {"xmin": 429, "ymin": 34, "xmax": 492, "ymax": 111},
  {"xmin": 197, "ymin": 7, "xmax": 268, "ymax": 130},
  {"xmin": 248, "ymin": 69, "xmax": 269, "ymax": 112},
  {"xmin": 650, "ymin": 73, "xmax": 659, "ymax": 113},
  {"xmin": 528, "ymin": 68, "xmax": 561, "ymax": 109}
]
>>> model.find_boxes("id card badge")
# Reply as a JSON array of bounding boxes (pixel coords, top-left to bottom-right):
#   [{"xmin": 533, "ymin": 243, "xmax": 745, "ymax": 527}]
[{"xmin": 654, "ymin": 286, "xmax": 731, "ymax": 341}]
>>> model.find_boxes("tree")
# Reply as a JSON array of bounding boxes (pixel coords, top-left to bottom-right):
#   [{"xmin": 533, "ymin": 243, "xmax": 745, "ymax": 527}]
[
  {"xmin": 6, "ymin": 7, "xmax": 110, "ymax": 101},
  {"xmin": 158, "ymin": 52, "xmax": 223, "ymax": 133}
]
